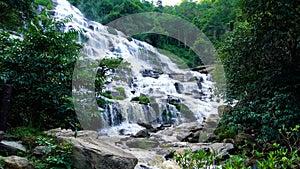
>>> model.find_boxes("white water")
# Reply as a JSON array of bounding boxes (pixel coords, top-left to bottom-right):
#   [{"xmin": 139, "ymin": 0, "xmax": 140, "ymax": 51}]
[{"xmin": 52, "ymin": 0, "xmax": 216, "ymax": 135}]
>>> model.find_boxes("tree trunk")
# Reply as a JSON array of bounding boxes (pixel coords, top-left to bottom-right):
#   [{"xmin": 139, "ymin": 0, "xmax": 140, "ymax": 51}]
[{"xmin": 0, "ymin": 84, "xmax": 12, "ymax": 132}]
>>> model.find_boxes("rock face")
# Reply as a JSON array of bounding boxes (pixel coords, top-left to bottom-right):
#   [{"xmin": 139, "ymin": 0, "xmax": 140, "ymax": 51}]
[
  {"xmin": 45, "ymin": 128, "xmax": 138, "ymax": 169},
  {"xmin": 2, "ymin": 156, "xmax": 33, "ymax": 169}
]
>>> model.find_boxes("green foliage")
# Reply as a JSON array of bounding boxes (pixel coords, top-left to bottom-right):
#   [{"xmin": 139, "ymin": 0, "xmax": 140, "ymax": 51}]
[
  {"xmin": 0, "ymin": 0, "xmax": 35, "ymax": 31},
  {"xmin": 9, "ymin": 127, "xmax": 44, "ymax": 152},
  {"xmin": 217, "ymin": 128, "xmax": 237, "ymax": 140},
  {"xmin": 34, "ymin": 0, "xmax": 54, "ymax": 9},
  {"xmin": 174, "ymin": 149, "xmax": 219, "ymax": 169},
  {"xmin": 0, "ymin": 11, "xmax": 82, "ymax": 129},
  {"xmin": 95, "ymin": 57, "xmax": 123, "ymax": 95},
  {"xmin": 113, "ymin": 87, "xmax": 126, "ymax": 100},
  {"xmin": 174, "ymin": 144, "xmax": 300, "ymax": 169},
  {"xmin": 218, "ymin": 0, "xmax": 300, "ymax": 140},
  {"xmin": 30, "ymin": 136, "xmax": 73, "ymax": 169},
  {"xmin": 0, "ymin": 157, "xmax": 4, "ymax": 168},
  {"xmin": 101, "ymin": 91, "xmax": 113, "ymax": 99},
  {"xmin": 130, "ymin": 96, "xmax": 150, "ymax": 104},
  {"xmin": 139, "ymin": 96, "xmax": 150, "ymax": 104},
  {"xmin": 70, "ymin": 0, "xmax": 238, "ymax": 68}
]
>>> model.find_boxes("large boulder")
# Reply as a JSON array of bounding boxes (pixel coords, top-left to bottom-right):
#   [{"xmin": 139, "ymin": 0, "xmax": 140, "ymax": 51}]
[
  {"xmin": 0, "ymin": 141, "xmax": 26, "ymax": 156},
  {"xmin": 2, "ymin": 156, "xmax": 33, "ymax": 169},
  {"xmin": 45, "ymin": 128, "xmax": 138, "ymax": 169}
]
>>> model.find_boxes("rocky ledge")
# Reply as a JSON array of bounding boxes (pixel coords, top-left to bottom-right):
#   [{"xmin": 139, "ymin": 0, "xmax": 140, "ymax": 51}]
[{"xmin": 0, "ymin": 110, "xmax": 233, "ymax": 169}]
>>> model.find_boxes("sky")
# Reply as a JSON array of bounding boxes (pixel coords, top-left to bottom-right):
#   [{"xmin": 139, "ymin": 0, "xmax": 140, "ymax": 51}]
[
  {"xmin": 162, "ymin": 0, "xmax": 182, "ymax": 6},
  {"xmin": 146, "ymin": 0, "xmax": 200, "ymax": 6},
  {"xmin": 145, "ymin": 0, "xmax": 182, "ymax": 6}
]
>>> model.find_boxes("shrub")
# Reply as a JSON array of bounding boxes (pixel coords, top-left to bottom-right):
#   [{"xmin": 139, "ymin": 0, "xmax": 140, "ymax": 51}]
[
  {"xmin": 30, "ymin": 136, "xmax": 73, "ymax": 169},
  {"xmin": 174, "ymin": 126, "xmax": 300, "ymax": 169}
]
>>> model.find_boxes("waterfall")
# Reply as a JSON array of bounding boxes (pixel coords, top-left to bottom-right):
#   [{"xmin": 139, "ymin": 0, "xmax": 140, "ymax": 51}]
[{"xmin": 52, "ymin": 0, "xmax": 215, "ymax": 134}]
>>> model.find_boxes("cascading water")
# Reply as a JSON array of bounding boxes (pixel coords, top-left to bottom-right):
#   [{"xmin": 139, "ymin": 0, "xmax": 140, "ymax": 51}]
[{"xmin": 52, "ymin": 0, "xmax": 215, "ymax": 135}]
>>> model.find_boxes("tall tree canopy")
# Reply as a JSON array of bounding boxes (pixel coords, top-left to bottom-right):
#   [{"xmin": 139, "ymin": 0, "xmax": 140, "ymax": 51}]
[{"xmin": 218, "ymin": 0, "xmax": 300, "ymax": 140}]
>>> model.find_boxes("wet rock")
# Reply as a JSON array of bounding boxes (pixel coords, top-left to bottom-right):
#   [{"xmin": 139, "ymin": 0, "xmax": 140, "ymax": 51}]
[
  {"xmin": 156, "ymin": 124, "xmax": 172, "ymax": 130},
  {"xmin": 132, "ymin": 129, "xmax": 150, "ymax": 138},
  {"xmin": 164, "ymin": 151, "xmax": 175, "ymax": 160},
  {"xmin": 137, "ymin": 121, "xmax": 154, "ymax": 130},
  {"xmin": 184, "ymin": 72, "xmax": 196, "ymax": 82},
  {"xmin": 139, "ymin": 164, "xmax": 152, "ymax": 169},
  {"xmin": 174, "ymin": 82, "xmax": 184, "ymax": 94},
  {"xmin": 2, "ymin": 156, "xmax": 34, "ymax": 169}
]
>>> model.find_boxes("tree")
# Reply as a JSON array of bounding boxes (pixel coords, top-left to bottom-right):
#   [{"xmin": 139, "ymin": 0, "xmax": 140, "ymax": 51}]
[
  {"xmin": 218, "ymin": 0, "xmax": 300, "ymax": 140},
  {"xmin": 0, "ymin": 11, "xmax": 83, "ymax": 129},
  {"xmin": 0, "ymin": 0, "xmax": 35, "ymax": 31}
]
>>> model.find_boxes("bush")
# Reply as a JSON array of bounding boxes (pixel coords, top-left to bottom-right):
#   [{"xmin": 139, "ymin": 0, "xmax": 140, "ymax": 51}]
[
  {"xmin": 174, "ymin": 126, "xmax": 300, "ymax": 169},
  {"xmin": 31, "ymin": 136, "xmax": 73, "ymax": 169},
  {"xmin": 9, "ymin": 127, "xmax": 74, "ymax": 169}
]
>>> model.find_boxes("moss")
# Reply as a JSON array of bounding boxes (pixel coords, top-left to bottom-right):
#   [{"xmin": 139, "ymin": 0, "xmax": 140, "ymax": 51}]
[
  {"xmin": 101, "ymin": 91, "xmax": 113, "ymax": 99},
  {"xmin": 130, "ymin": 96, "xmax": 150, "ymax": 104},
  {"xmin": 112, "ymin": 87, "xmax": 126, "ymax": 100},
  {"xmin": 139, "ymin": 96, "xmax": 150, "ymax": 104}
]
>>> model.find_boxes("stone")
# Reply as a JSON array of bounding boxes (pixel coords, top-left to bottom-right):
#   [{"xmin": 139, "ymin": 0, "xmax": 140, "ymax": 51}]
[
  {"xmin": 210, "ymin": 143, "xmax": 234, "ymax": 157},
  {"xmin": 125, "ymin": 138, "xmax": 159, "ymax": 149},
  {"xmin": 137, "ymin": 121, "xmax": 154, "ymax": 130},
  {"xmin": 234, "ymin": 133, "xmax": 253, "ymax": 145},
  {"xmin": 0, "ymin": 141, "xmax": 26, "ymax": 156},
  {"xmin": 176, "ymin": 132, "xmax": 193, "ymax": 142},
  {"xmin": 0, "ymin": 141, "xmax": 26, "ymax": 152},
  {"xmin": 30, "ymin": 146, "xmax": 48, "ymax": 157},
  {"xmin": 133, "ymin": 129, "xmax": 150, "ymax": 138},
  {"xmin": 2, "ymin": 156, "xmax": 34, "ymax": 169},
  {"xmin": 162, "ymin": 160, "xmax": 181, "ymax": 169},
  {"xmin": 140, "ymin": 69, "xmax": 162, "ymax": 79},
  {"xmin": 174, "ymin": 82, "xmax": 184, "ymax": 94},
  {"xmin": 45, "ymin": 129, "xmax": 138, "ymax": 169}
]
